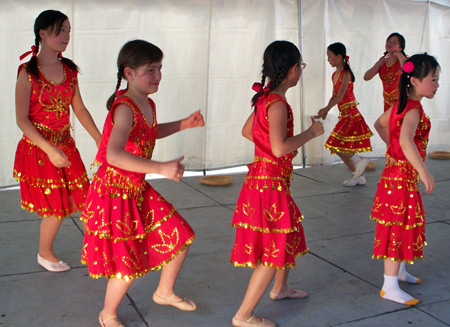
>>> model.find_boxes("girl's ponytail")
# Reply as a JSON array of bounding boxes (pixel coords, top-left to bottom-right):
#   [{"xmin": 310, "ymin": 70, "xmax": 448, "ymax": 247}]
[{"xmin": 106, "ymin": 67, "xmax": 124, "ymax": 111}]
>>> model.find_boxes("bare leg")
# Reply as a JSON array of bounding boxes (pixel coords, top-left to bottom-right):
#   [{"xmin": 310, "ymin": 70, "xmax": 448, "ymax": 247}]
[
  {"xmin": 234, "ymin": 264, "xmax": 276, "ymax": 321},
  {"xmin": 39, "ymin": 215, "xmax": 64, "ymax": 262},
  {"xmin": 271, "ymin": 268, "xmax": 290, "ymax": 294},
  {"xmin": 384, "ymin": 258, "xmax": 400, "ymax": 276},
  {"xmin": 155, "ymin": 246, "xmax": 189, "ymax": 301},
  {"xmin": 337, "ymin": 152, "xmax": 355, "ymax": 172},
  {"xmin": 100, "ymin": 278, "xmax": 133, "ymax": 326}
]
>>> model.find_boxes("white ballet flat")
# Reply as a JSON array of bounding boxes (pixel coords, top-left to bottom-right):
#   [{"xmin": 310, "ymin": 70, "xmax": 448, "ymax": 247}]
[{"xmin": 37, "ymin": 254, "xmax": 71, "ymax": 272}]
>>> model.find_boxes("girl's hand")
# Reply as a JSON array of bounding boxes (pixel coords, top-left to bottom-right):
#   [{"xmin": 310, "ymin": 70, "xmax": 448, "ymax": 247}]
[
  {"xmin": 47, "ymin": 146, "xmax": 71, "ymax": 168},
  {"xmin": 161, "ymin": 155, "xmax": 185, "ymax": 181},
  {"xmin": 315, "ymin": 108, "xmax": 328, "ymax": 120},
  {"xmin": 309, "ymin": 117, "xmax": 324, "ymax": 138},
  {"xmin": 182, "ymin": 110, "xmax": 205, "ymax": 129},
  {"xmin": 419, "ymin": 170, "xmax": 435, "ymax": 193}
]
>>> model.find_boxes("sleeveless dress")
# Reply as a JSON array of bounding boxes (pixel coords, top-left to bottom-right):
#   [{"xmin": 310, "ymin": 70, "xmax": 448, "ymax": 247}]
[
  {"xmin": 13, "ymin": 61, "xmax": 90, "ymax": 218},
  {"xmin": 81, "ymin": 94, "xmax": 195, "ymax": 280},
  {"xmin": 370, "ymin": 100, "xmax": 430, "ymax": 263},
  {"xmin": 230, "ymin": 92, "xmax": 307, "ymax": 270},
  {"xmin": 379, "ymin": 58, "xmax": 402, "ymax": 112},
  {"xmin": 325, "ymin": 70, "xmax": 373, "ymax": 154}
]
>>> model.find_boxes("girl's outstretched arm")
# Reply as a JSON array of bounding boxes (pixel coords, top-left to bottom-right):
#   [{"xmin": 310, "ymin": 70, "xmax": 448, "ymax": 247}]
[
  {"xmin": 107, "ymin": 104, "xmax": 184, "ymax": 181},
  {"xmin": 316, "ymin": 71, "xmax": 351, "ymax": 120},
  {"xmin": 269, "ymin": 101, "xmax": 323, "ymax": 158},
  {"xmin": 72, "ymin": 84, "xmax": 101, "ymax": 146},
  {"xmin": 399, "ymin": 108, "xmax": 434, "ymax": 193},
  {"xmin": 374, "ymin": 106, "xmax": 392, "ymax": 146},
  {"xmin": 157, "ymin": 110, "xmax": 204, "ymax": 139},
  {"xmin": 15, "ymin": 69, "xmax": 71, "ymax": 168},
  {"xmin": 242, "ymin": 111, "xmax": 255, "ymax": 142},
  {"xmin": 364, "ymin": 57, "xmax": 386, "ymax": 81}
]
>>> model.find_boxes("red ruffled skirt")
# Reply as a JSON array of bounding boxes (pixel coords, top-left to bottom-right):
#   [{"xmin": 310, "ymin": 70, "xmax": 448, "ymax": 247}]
[
  {"xmin": 230, "ymin": 158, "xmax": 307, "ymax": 269},
  {"xmin": 325, "ymin": 102, "xmax": 373, "ymax": 154},
  {"xmin": 81, "ymin": 165, "xmax": 195, "ymax": 280},
  {"xmin": 13, "ymin": 135, "xmax": 89, "ymax": 218},
  {"xmin": 370, "ymin": 155, "xmax": 426, "ymax": 263}
]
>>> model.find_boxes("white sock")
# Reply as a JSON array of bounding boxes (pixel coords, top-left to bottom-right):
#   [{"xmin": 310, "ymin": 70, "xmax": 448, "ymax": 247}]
[
  {"xmin": 399, "ymin": 262, "xmax": 421, "ymax": 284},
  {"xmin": 381, "ymin": 275, "xmax": 419, "ymax": 305},
  {"xmin": 351, "ymin": 154, "xmax": 361, "ymax": 162}
]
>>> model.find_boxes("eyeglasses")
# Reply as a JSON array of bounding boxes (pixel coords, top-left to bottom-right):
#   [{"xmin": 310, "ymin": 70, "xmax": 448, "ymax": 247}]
[{"xmin": 300, "ymin": 62, "xmax": 307, "ymax": 70}]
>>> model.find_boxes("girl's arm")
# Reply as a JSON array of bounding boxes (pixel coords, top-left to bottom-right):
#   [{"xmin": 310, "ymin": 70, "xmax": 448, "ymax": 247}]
[
  {"xmin": 157, "ymin": 110, "xmax": 204, "ymax": 139},
  {"xmin": 316, "ymin": 71, "xmax": 351, "ymax": 120},
  {"xmin": 269, "ymin": 101, "xmax": 324, "ymax": 158},
  {"xmin": 242, "ymin": 111, "xmax": 255, "ymax": 142},
  {"xmin": 15, "ymin": 69, "xmax": 71, "ymax": 168},
  {"xmin": 392, "ymin": 51, "xmax": 407, "ymax": 67},
  {"xmin": 72, "ymin": 84, "xmax": 101, "ymax": 146},
  {"xmin": 107, "ymin": 104, "xmax": 184, "ymax": 181},
  {"xmin": 364, "ymin": 57, "xmax": 386, "ymax": 81},
  {"xmin": 399, "ymin": 108, "xmax": 434, "ymax": 193},
  {"xmin": 374, "ymin": 106, "xmax": 392, "ymax": 146}
]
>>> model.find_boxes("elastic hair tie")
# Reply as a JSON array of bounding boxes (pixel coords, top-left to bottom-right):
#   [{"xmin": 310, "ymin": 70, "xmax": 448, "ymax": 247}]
[
  {"xmin": 403, "ymin": 61, "xmax": 414, "ymax": 73},
  {"xmin": 19, "ymin": 45, "xmax": 38, "ymax": 61},
  {"xmin": 345, "ymin": 55, "xmax": 349, "ymax": 62},
  {"xmin": 252, "ymin": 81, "xmax": 272, "ymax": 93}
]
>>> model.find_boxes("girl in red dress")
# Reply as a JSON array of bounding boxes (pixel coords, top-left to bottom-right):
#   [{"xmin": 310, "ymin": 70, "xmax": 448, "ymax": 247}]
[
  {"xmin": 81, "ymin": 40, "xmax": 204, "ymax": 327},
  {"xmin": 364, "ymin": 33, "xmax": 407, "ymax": 113},
  {"xmin": 230, "ymin": 41, "xmax": 324, "ymax": 327},
  {"xmin": 316, "ymin": 42, "xmax": 373, "ymax": 187},
  {"xmin": 370, "ymin": 53, "xmax": 440, "ymax": 306},
  {"xmin": 14, "ymin": 10, "xmax": 101, "ymax": 272}
]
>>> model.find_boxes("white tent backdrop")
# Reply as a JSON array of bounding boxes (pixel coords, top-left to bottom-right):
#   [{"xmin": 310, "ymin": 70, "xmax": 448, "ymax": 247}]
[{"xmin": 1, "ymin": 0, "xmax": 449, "ymax": 187}]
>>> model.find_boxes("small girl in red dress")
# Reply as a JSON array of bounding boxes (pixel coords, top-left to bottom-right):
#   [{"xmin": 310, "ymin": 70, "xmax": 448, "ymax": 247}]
[
  {"xmin": 81, "ymin": 40, "xmax": 204, "ymax": 327},
  {"xmin": 370, "ymin": 53, "xmax": 440, "ymax": 306},
  {"xmin": 364, "ymin": 33, "xmax": 407, "ymax": 113},
  {"xmin": 230, "ymin": 40, "xmax": 324, "ymax": 327},
  {"xmin": 316, "ymin": 42, "xmax": 373, "ymax": 187},
  {"xmin": 14, "ymin": 10, "xmax": 101, "ymax": 272}
]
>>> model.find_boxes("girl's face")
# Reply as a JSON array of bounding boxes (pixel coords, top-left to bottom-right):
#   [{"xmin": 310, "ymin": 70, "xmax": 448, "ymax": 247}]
[
  {"xmin": 41, "ymin": 19, "xmax": 71, "ymax": 53},
  {"xmin": 130, "ymin": 61, "xmax": 162, "ymax": 95},
  {"xmin": 326, "ymin": 49, "xmax": 342, "ymax": 68},
  {"xmin": 385, "ymin": 36, "xmax": 402, "ymax": 53},
  {"xmin": 413, "ymin": 68, "xmax": 440, "ymax": 99}
]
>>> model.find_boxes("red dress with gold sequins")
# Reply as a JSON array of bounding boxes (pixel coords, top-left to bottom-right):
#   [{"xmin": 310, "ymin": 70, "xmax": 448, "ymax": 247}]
[
  {"xmin": 371, "ymin": 100, "xmax": 430, "ymax": 263},
  {"xmin": 230, "ymin": 93, "xmax": 307, "ymax": 270},
  {"xmin": 81, "ymin": 94, "xmax": 195, "ymax": 280},
  {"xmin": 325, "ymin": 70, "xmax": 373, "ymax": 154},
  {"xmin": 13, "ymin": 61, "xmax": 90, "ymax": 218},
  {"xmin": 379, "ymin": 58, "xmax": 402, "ymax": 112}
]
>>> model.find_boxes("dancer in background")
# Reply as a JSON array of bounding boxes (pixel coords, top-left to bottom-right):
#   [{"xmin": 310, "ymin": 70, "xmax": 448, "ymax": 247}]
[
  {"xmin": 14, "ymin": 9, "xmax": 101, "ymax": 272},
  {"xmin": 370, "ymin": 53, "xmax": 439, "ymax": 305},
  {"xmin": 364, "ymin": 32, "xmax": 407, "ymax": 112},
  {"xmin": 230, "ymin": 40, "xmax": 324, "ymax": 327},
  {"xmin": 81, "ymin": 40, "xmax": 204, "ymax": 327},
  {"xmin": 316, "ymin": 42, "xmax": 373, "ymax": 186}
]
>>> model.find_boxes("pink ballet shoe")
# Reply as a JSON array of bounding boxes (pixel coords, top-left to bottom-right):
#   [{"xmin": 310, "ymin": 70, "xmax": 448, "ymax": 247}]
[
  {"xmin": 232, "ymin": 315, "xmax": 277, "ymax": 327},
  {"xmin": 269, "ymin": 288, "xmax": 308, "ymax": 300},
  {"xmin": 152, "ymin": 292, "xmax": 197, "ymax": 311},
  {"xmin": 99, "ymin": 312, "xmax": 125, "ymax": 327},
  {"xmin": 37, "ymin": 254, "xmax": 70, "ymax": 272}
]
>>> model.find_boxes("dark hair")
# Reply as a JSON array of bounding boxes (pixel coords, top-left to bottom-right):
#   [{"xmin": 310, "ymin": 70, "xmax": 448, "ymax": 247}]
[
  {"xmin": 398, "ymin": 53, "xmax": 439, "ymax": 114},
  {"xmin": 327, "ymin": 42, "xmax": 355, "ymax": 82},
  {"xmin": 384, "ymin": 32, "xmax": 406, "ymax": 57},
  {"xmin": 106, "ymin": 40, "xmax": 163, "ymax": 110},
  {"xmin": 251, "ymin": 40, "xmax": 301, "ymax": 106},
  {"xmin": 26, "ymin": 10, "xmax": 78, "ymax": 80}
]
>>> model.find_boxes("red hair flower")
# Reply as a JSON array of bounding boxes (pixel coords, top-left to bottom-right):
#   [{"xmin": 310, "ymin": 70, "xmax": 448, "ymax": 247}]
[{"xmin": 403, "ymin": 62, "xmax": 414, "ymax": 73}]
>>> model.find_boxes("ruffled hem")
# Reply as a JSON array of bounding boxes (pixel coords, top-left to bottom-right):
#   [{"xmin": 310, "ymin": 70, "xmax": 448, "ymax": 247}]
[
  {"xmin": 231, "ymin": 218, "xmax": 304, "ymax": 234},
  {"xmin": 82, "ymin": 236, "xmax": 195, "ymax": 280},
  {"xmin": 20, "ymin": 199, "xmax": 83, "ymax": 219},
  {"xmin": 231, "ymin": 249, "xmax": 308, "ymax": 270},
  {"xmin": 372, "ymin": 254, "xmax": 424, "ymax": 264},
  {"xmin": 370, "ymin": 215, "xmax": 424, "ymax": 230},
  {"xmin": 325, "ymin": 144, "xmax": 372, "ymax": 154}
]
